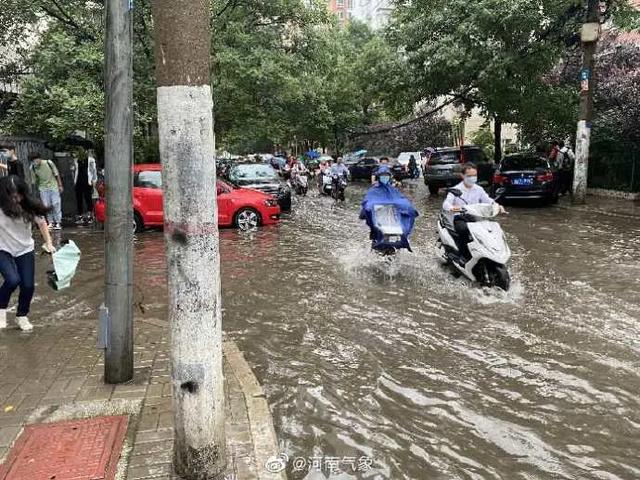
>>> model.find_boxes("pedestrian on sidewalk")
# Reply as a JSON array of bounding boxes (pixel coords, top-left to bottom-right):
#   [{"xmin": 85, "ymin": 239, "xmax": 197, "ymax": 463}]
[
  {"xmin": 558, "ymin": 142, "xmax": 576, "ymax": 196},
  {"xmin": 549, "ymin": 140, "xmax": 560, "ymax": 168},
  {"xmin": 7, "ymin": 149, "xmax": 25, "ymax": 180},
  {"xmin": 71, "ymin": 150, "xmax": 98, "ymax": 224},
  {"xmin": 29, "ymin": 152, "xmax": 64, "ymax": 230},
  {"xmin": 0, "ymin": 175, "xmax": 55, "ymax": 331}
]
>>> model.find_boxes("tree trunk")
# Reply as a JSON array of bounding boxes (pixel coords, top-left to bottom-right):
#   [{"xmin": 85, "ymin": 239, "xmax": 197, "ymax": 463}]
[
  {"xmin": 104, "ymin": 0, "xmax": 133, "ymax": 384},
  {"xmin": 494, "ymin": 116, "xmax": 502, "ymax": 163},
  {"xmin": 152, "ymin": 0, "xmax": 225, "ymax": 478},
  {"xmin": 573, "ymin": 0, "xmax": 599, "ymax": 204}
]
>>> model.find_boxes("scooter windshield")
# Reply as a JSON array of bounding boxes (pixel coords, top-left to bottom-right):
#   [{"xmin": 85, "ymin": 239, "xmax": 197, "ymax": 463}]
[
  {"xmin": 464, "ymin": 203, "xmax": 500, "ymax": 219},
  {"xmin": 373, "ymin": 205, "xmax": 403, "ymax": 235}
]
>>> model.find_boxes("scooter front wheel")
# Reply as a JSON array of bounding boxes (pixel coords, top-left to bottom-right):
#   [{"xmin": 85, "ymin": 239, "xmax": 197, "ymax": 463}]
[{"xmin": 488, "ymin": 265, "xmax": 510, "ymax": 291}]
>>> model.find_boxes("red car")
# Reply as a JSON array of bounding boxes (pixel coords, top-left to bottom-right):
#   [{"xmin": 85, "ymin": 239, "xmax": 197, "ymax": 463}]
[{"xmin": 95, "ymin": 164, "xmax": 280, "ymax": 232}]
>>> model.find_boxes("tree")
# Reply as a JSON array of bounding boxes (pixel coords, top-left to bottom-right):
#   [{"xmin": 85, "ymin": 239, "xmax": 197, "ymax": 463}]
[
  {"xmin": 1, "ymin": 0, "xmax": 408, "ymax": 154},
  {"xmin": 386, "ymin": 0, "xmax": 587, "ymax": 158},
  {"xmin": 0, "ymin": 0, "xmax": 157, "ymax": 159}
]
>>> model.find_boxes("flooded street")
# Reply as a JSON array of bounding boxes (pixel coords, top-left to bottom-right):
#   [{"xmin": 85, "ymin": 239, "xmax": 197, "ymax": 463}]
[{"xmin": 47, "ymin": 182, "xmax": 640, "ymax": 479}]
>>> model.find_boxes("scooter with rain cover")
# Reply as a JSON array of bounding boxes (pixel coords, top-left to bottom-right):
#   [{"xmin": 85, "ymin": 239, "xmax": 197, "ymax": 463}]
[
  {"xmin": 437, "ymin": 188, "xmax": 511, "ymax": 290},
  {"xmin": 360, "ymin": 184, "xmax": 418, "ymax": 256}
]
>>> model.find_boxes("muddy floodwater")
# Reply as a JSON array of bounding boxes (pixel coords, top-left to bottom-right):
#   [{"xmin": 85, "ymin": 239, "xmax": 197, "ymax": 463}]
[{"xmin": 44, "ymin": 182, "xmax": 640, "ymax": 479}]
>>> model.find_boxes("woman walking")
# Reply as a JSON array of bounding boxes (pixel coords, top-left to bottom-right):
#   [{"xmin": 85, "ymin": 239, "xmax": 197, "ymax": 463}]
[{"xmin": 0, "ymin": 176, "xmax": 55, "ymax": 331}]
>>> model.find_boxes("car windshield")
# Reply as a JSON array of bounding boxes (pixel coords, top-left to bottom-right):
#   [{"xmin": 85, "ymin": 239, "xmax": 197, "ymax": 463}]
[
  {"xmin": 502, "ymin": 156, "xmax": 548, "ymax": 170},
  {"xmin": 135, "ymin": 170, "xmax": 162, "ymax": 188},
  {"xmin": 230, "ymin": 164, "xmax": 277, "ymax": 181},
  {"xmin": 430, "ymin": 152, "xmax": 459, "ymax": 165},
  {"xmin": 430, "ymin": 149, "xmax": 484, "ymax": 165},
  {"xmin": 397, "ymin": 153, "xmax": 418, "ymax": 162}
]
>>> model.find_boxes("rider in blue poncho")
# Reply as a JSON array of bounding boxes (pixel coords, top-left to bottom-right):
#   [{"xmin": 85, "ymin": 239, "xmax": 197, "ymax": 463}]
[{"xmin": 359, "ymin": 165, "xmax": 419, "ymax": 252}]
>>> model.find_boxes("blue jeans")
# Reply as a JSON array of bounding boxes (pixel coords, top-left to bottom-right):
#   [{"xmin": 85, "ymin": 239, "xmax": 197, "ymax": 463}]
[
  {"xmin": 0, "ymin": 250, "xmax": 36, "ymax": 316},
  {"xmin": 40, "ymin": 189, "xmax": 62, "ymax": 224}
]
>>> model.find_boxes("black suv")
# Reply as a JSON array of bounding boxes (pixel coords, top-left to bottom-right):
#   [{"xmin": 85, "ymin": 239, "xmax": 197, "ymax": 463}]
[{"xmin": 423, "ymin": 146, "xmax": 494, "ymax": 195}]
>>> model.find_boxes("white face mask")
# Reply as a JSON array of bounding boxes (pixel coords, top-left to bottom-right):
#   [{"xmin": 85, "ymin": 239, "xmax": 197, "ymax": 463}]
[{"xmin": 464, "ymin": 175, "xmax": 477, "ymax": 186}]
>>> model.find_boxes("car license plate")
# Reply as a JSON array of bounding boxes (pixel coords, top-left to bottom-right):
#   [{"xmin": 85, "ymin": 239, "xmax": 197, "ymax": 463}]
[
  {"xmin": 388, "ymin": 235, "xmax": 400, "ymax": 243},
  {"xmin": 512, "ymin": 177, "xmax": 533, "ymax": 186}
]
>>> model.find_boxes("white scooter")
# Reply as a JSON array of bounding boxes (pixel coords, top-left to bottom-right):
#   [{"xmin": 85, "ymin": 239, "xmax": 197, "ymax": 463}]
[
  {"xmin": 319, "ymin": 170, "xmax": 333, "ymax": 196},
  {"xmin": 437, "ymin": 189, "xmax": 511, "ymax": 290},
  {"xmin": 291, "ymin": 172, "xmax": 308, "ymax": 196}
]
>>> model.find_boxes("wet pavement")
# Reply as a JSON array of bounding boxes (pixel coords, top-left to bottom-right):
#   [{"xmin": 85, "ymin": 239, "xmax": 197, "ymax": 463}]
[{"xmin": 26, "ymin": 182, "xmax": 640, "ymax": 479}]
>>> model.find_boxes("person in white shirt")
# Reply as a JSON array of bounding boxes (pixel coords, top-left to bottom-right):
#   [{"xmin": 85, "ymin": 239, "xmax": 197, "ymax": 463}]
[
  {"xmin": 0, "ymin": 176, "xmax": 56, "ymax": 331},
  {"xmin": 443, "ymin": 163, "xmax": 505, "ymax": 261},
  {"xmin": 330, "ymin": 157, "xmax": 349, "ymax": 178}
]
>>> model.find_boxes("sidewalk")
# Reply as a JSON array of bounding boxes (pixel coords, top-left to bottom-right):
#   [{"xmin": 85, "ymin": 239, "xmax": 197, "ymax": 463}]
[
  {"xmin": 556, "ymin": 194, "xmax": 640, "ymax": 219},
  {"xmin": 0, "ymin": 314, "xmax": 284, "ymax": 480}
]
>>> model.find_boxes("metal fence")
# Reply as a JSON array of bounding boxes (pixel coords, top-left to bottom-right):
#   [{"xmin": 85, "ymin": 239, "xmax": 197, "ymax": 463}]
[{"xmin": 588, "ymin": 143, "xmax": 640, "ymax": 193}]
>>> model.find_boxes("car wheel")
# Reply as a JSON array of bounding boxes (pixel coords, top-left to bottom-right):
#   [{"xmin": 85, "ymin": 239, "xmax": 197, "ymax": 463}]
[
  {"xmin": 428, "ymin": 184, "xmax": 439, "ymax": 196},
  {"xmin": 134, "ymin": 212, "xmax": 144, "ymax": 234},
  {"xmin": 234, "ymin": 208, "xmax": 261, "ymax": 231}
]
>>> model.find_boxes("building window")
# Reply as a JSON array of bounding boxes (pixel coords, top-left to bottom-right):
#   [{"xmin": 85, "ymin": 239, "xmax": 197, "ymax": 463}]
[
  {"xmin": 337, "ymin": 0, "xmax": 344, "ymax": 6},
  {"xmin": 337, "ymin": 10, "xmax": 344, "ymax": 20},
  {"xmin": 348, "ymin": 0, "xmax": 354, "ymax": 8}
]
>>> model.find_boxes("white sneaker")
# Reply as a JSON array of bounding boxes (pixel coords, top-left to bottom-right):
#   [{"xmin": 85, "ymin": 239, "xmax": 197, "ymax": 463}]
[
  {"xmin": 53, "ymin": 223, "xmax": 62, "ymax": 231},
  {"xmin": 15, "ymin": 316, "xmax": 33, "ymax": 332},
  {"xmin": 0, "ymin": 310, "xmax": 6, "ymax": 329}
]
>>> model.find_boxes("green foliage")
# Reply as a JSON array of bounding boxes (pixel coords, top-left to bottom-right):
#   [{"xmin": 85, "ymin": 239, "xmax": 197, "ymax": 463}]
[
  {"xmin": 387, "ymin": 0, "xmax": 586, "ymax": 142},
  {"xmin": 0, "ymin": 0, "xmax": 157, "ymax": 160},
  {"xmin": 4, "ymin": 28, "xmax": 104, "ymax": 142},
  {"xmin": 470, "ymin": 126, "xmax": 495, "ymax": 159},
  {"xmin": 0, "ymin": 0, "xmax": 406, "ymax": 155},
  {"xmin": 212, "ymin": 8, "xmax": 408, "ymax": 152}
]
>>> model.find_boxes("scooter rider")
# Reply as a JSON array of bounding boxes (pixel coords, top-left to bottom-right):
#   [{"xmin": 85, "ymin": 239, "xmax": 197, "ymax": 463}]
[
  {"xmin": 362, "ymin": 165, "xmax": 394, "ymax": 239},
  {"xmin": 371, "ymin": 157, "xmax": 391, "ymax": 184},
  {"xmin": 361, "ymin": 165, "xmax": 417, "ymax": 243},
  {"xmin": 291, "ymin": 158, "xmax": 307, "ymax": 177},
  {"xmin": 330, "ymin": 157, "xmax": 349, "ymax": 178},
  {"xmin": 443, "ymin": 163, "xmax": 506, "ymax": 261}
]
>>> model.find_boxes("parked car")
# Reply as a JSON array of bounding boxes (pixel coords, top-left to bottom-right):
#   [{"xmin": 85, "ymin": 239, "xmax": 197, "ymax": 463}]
[
  {"xmin": 391, "ymin": 161, "xmax": 411, "ymax": 181},
  {"xmin": 227, "ymin": 163, "xmax": 292, "ymax": 211},
  {"xmin": 423, "ymin": 146, "xmax": 494, "ymax": 195},
  {"xmin": 94, "ymin": 164, "xmax": 281, "ymax": 232},
  {"xmin": 492, "ymin": 153, "xmax": 559, "ymax": 204},
  {"xmin": 349, "ymin": 157, "xmax": 379, "ymax": 181}
]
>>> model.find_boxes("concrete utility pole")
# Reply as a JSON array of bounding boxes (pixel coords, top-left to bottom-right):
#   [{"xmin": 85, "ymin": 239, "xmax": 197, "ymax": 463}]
[
  {"xmin": 572, "ymin": 0, "xmax": 600, "ymax": 204},
  {"xmin": 104, "ymin": 0, "xmax": 134, "ymax": 383},
  {"xmin": 152, "ymin": 1, "xmax": 225, "ymax": 478}
]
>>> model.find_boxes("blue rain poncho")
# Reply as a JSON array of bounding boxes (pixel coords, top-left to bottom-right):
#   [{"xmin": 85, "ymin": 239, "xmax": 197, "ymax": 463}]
[
  {"xmin": 359, "ymin": 183, "xmax": 419, "ymax": 251},
  {"xmin": 47, "ymin": 240, "xmax": 81, "ymax": 290}
]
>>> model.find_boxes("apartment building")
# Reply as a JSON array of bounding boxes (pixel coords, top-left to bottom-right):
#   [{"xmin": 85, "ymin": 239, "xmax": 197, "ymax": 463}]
[{"xmin": 327, "ymin": 0, "xmax": 353, "ymax": 24}]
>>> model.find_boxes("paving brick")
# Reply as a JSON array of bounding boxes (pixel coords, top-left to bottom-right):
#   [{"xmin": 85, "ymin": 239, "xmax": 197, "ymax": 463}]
[
  {"xmin": 129, "ymin": 448, "xmax": 172, "ymax": 467},
  {"xmin": 135, "ymin": 429, "xmax": 174, "ymax": 444},
  {"xmin": 0, "ymin": 426, "xmax": 21, "ymax": 447},
  {"xmin": 0, "ymin": 410, "xmax": 25, "ymax": 428},
  {"xmin": 131, "ymin": 440, "xmax": 173, "ymax": 456},
  {"xmin": 146, "ymin": 384, "xmax": 164, "ymax": 398},
  {"xmin": 137, "ymin": 413, "xmax": 159, "ymax": 432},
  {"xmin": 157, "ymin": 412, "xmax": 173, "ymax": 430},
  {"xmin": 128, "ymin": 463, "xmax": 172, "ymax": 479}
]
